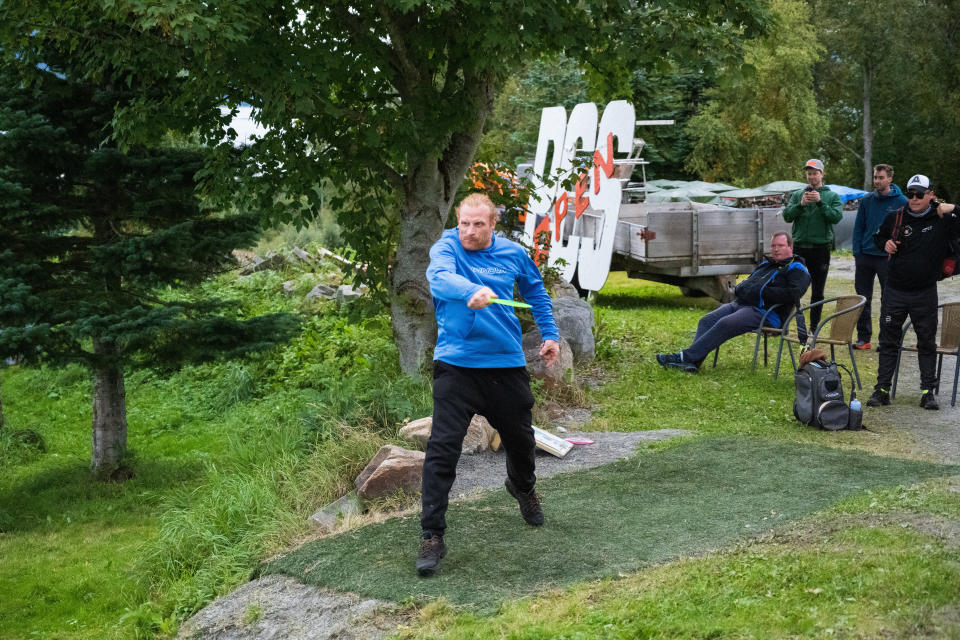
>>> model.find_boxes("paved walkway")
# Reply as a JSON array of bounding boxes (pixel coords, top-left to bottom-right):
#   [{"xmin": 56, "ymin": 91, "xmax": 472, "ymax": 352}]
[{"xmin": 828, "ymin": 256, "xmax": 959, "ymax": 463}]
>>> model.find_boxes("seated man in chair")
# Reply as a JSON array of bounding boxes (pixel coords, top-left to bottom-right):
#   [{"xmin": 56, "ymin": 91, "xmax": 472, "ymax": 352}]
[{"xmin": 657, "ymin": 232, "xmax": 811, "ymax": 373}]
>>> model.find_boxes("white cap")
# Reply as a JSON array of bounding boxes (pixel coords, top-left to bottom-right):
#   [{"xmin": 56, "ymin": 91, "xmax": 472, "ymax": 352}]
[{"xmin": 906, "ymin": 174, "xmax": 930, "ymax": 192}]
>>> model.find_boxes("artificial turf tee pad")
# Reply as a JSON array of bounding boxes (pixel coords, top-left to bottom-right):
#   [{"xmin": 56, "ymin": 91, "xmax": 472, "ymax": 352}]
[{"xmin": 262, "ymin": 436, "xmax": 958, "ymax": 613}]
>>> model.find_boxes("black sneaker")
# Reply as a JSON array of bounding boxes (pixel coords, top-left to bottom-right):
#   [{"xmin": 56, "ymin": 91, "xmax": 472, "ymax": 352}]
[
  {"xmin": 920, "ymin": 390, "xmax": 939, "ymax": 410},
  {"xmin": 505, "ymin": 478, "xmax": 544, "ymax": 526},
  {"xmin": 866, "ymin": 388, "xmax": 890, "ymax": 407},
  {"xmin": 416, "ymin": 533, "xmax": 447, "ymax": 576},
  {"xmin": 656, "ymin": 353, "xmax": 698, "ymax": 373}
]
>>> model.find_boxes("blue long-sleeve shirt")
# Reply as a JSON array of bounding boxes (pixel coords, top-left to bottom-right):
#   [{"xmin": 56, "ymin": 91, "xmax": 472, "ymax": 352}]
[
  {"xmin": 427, "ymin": 228, "xmax": 559, "ymax": 368},
  {"xmin": 853, "ymin": 184, "xmax": 907, "ymax": 256}
]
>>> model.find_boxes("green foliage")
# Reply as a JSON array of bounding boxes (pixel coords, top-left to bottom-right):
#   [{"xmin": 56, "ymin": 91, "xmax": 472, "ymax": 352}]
[
  {"xmin": 685, "ymin": 0, "xmax": 827, "ymax": 185},
  {"xmin": 0, "ymin": 428, "xmax": 47, "ymax": 467},
  {"xmin": 591, "ymin": 307, "xmax": 619, "ymax": 362},
  {"xmin": 255, "ymin": 202, "xmax": 344, "ymax": 256},
  {"xmin": 0, "ymin": 51, "xmax": 298, "ymax": 472},
  {"xmin": 477, "ymin": 54, "xmax": 590, "ymax": 166},
  {"xmin": 0, "ymin": 262, "xmax": 432, "ymax": 637},
  {"xmin": 630, "ymin": 71, "xmax": 713, "ymax": 180},
  {"xmin": 811, "ymin": 0, "xmax": 960, "ymax": 197}
]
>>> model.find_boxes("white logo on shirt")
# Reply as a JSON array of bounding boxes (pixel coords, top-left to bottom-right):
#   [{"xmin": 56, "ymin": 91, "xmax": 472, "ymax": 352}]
[{"xmin": 472, "ymin": 266, "xmax": 508, "ymax": 275}]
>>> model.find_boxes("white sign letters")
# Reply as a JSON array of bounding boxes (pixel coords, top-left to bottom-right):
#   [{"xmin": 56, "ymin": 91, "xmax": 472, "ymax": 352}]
[{"xmin": 521, "ymin": 101, "xmax": 635, "ymax": 291}]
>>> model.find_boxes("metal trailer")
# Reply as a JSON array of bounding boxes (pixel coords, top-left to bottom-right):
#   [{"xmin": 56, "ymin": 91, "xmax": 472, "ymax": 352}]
[
  {"xmin": 572, "ymin": 202, "xmax": 793, "ymax": 301},
  {"xmin": 527, "ymin": 119, "xmax": 796, "ymax": 301}
]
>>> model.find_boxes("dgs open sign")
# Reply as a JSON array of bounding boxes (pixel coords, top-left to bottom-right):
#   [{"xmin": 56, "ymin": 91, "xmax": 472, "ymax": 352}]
[{"xmin": 522, "ymin": 101, "xmax": 635, "ymax": 292}]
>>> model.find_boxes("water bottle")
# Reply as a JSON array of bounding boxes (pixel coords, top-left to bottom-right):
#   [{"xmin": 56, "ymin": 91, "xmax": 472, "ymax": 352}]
[{"xmin": 848, "ymin": 395, "xmax": 863, "ymax": 430}]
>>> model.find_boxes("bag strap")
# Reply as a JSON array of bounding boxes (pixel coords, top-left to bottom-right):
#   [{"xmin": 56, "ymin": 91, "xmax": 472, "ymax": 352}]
[
  {"xmin": 834, "ymin": 362, "xmax": 857, "ymax": 403},
  {"xmin": 891, "ymin": 207, "xmax": 904, "ymax": 242}
]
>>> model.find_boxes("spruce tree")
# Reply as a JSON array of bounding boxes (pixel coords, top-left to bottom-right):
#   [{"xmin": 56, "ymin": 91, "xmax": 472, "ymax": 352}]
[{"xmin": 0, "ymin": 62, "xmax": 296, "ymax": 478}]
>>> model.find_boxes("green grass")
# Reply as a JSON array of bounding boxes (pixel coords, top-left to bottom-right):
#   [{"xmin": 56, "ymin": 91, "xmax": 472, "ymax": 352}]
[
  {"xmin": 403, "ymin": 475, "xmax": 960, "ymax": 639},
  {"xmin": 1, "ymin": 262, "xmax": 956, "ymax": 638},
  {"xmin": 402, "ymin": 517, "xmax": 960, "ymax": 639},
  {"xmin": 0, "ymin": 263, "xmax": 432, "ymax": 639},
  {"xmin": 586, "ymin": 272, "xmax": 923, "ymax": 459},
  {"xmin": 262, "ymin": 436, "xmax": 956, "ymax": 613}
]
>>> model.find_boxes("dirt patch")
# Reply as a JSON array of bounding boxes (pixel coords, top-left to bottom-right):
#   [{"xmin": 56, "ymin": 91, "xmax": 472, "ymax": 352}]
[
  {"xmin": 177, "ymin": 574, "xmax": 404, "ymax": 640},
  {"xmin": 757, "ymin": 510, "xmax": 960, "ymax": 551},
  {"xmin": 449, "ymin": 428, "xmax": 688, "ymax": 498}
]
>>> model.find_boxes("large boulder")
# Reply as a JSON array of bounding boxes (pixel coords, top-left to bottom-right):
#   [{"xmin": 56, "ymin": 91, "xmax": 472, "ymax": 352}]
[
  {"xmin": 398, "ymin": 417, "xmax": 433, "ymax": 448},
  {"xmin": 522, "ymin": 330, "xmax": 574, "ymax": 387},
  {"xmin": 308, "ymin": 491, "xmax": 365, "ymax": 532},
  {"xmin": 549, "ymin": 279, "xmax": 581, "ymax": 299},
  {"xmin": 462, "ymin": 415, "xmax": 496, "ymax": 454},
  {"xmin": 354, "ymin": 445, "xmax": 425, "ymax": 499},
  {"xmin": 552, "ymin": 296, "xmax": 595, "ymax": 362},
  {"xmin": 397, "ymin": 415, "xmax": 496, "ymax": 454},
  {"xmin": 305, "ymin": 283, "xmax": 336, "ymax": 301},
  {"xmin": 239, "ymin": 252, "xmax": 286, "ymax": 276}
]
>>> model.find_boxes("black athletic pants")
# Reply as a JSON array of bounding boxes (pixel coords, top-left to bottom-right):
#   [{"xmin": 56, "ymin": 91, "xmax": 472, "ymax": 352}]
[
  {"xmin": 794, "ymin": 245, "xmax": 831, "ymax": 330},
  {"xmin": 875, "ymin": 285, "xmax": 939, "ymax": 392},
  {"xmin": 421, "ymin": 361, "xmax": 536, "ymax": 535},
  {"xmin": 854, "ymin": 253, "xmax": 889, "ymax": 344}
]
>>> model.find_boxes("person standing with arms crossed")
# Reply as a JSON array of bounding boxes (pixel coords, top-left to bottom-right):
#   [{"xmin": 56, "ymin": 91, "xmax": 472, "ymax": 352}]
[
  {"xmin": 783, "ymin": 159, "xmax": 843, "ymax": 330},
  {"xmin": 417, "ymin": 192, "xmax": 560, "ymax": 576}
]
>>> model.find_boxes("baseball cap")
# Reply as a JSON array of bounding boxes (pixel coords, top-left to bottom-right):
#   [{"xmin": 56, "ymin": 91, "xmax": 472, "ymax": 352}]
[
  {"xmin": 804, "ymin": 159, "xmax": 824, "ymax": 172},
  {"xmin": 905, "ymin": 174, "xmax": 930, "ymax": 192}
]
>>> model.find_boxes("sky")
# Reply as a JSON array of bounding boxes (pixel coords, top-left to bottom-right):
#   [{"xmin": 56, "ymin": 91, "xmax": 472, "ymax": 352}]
[{"xmin": 224, "ymin": 105, "xmax": 268, "ymax": 145}]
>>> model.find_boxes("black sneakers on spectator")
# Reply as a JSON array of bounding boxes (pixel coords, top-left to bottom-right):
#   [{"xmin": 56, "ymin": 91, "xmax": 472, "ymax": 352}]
[
  {"xmin": 920, "ymin": 390, "xmax": 939, "ymax": 410},
  {"xmin": 866, "ymin": 388, "xmax": 890, "ymax": 407},
  {"xmin": 505, "ymin": 478, "xmax": 544, "ymax": 526},
  {"xmin": 656, "ymin": 352, "xmax": 698, "ymax": 373},
  {"xmin": 416, "ymin": 533, "xmax": 447, "ymax": 577}
]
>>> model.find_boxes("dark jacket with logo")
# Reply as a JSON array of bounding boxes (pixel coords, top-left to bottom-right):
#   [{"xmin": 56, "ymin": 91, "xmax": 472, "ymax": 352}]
[
  {"xmin": 874, "ymin": 204, "xmax": 960, "ymax": 290},
  {"xmin": 734, "ymin": 255, "xmax": 811, "ymax": 328},
  {"xmin": 853, "ymin": 184, "xmax": 907, "ymax": 257}
]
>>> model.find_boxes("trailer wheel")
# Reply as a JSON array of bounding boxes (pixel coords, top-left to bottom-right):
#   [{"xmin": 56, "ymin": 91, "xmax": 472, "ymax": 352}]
[
  {"xmin": 679, "ymin": 286, "xmax": 709, "ymax": 298},
  {"xmin": 678, "ymin": 276, "xmax": 737, "ymax": 303}
]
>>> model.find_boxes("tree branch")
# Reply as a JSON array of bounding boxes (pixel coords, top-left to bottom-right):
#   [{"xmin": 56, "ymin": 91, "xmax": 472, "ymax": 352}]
[
  {"xmin": 830, "ymin": 135, "xmax": 864, "ymax": 163},
  {"xmin": 439, "ymin": 70, "xmax": 496, "ymax": 201},
  {"xmin": 374, "ymin": 1, "xmax": 422, "ymax": 97}
]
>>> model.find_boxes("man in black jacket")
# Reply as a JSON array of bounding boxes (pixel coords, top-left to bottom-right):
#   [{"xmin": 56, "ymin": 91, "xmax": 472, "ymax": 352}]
[
  {"xmin": 867, "ymin": 174, "xmax": 960, "ymax": 410},
  {"xmin": 657, "ymin": 232, "xmax": 811, "ymax": 373}
]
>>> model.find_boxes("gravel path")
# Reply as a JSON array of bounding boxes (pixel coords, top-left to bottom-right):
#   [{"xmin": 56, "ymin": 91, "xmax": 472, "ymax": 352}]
[
  {"xmin": 450, "ymin": 428, "xmax": 689, "ymax": 498},
  {"xmin": 829, "ymin": 256, "xmax": 960, "ymax": 463},
  {"xmin": 180, "ymin": 429, "xmax": 691, "ymax": 640},
  {"xmin": 177, "ymin": 575, "xmax": 397, "ymax": 640}
]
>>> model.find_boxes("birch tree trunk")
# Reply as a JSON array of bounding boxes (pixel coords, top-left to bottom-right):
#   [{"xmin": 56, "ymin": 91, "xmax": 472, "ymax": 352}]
[{"xmin": 862, "ymin": 60, "xmax": 873, "ymax": 191}]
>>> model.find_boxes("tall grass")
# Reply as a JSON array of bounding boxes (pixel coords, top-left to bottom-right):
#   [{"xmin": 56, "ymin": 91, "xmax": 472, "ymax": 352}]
[{"xmin": 0, "ymin": 254, "xmax": 431, "ymax": 639}]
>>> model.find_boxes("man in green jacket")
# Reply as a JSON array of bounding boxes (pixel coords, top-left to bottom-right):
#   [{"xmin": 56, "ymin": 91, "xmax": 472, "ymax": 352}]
[{"xmin": 783, "ymin": 158, "xmax": 843, "ymax": 329}]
